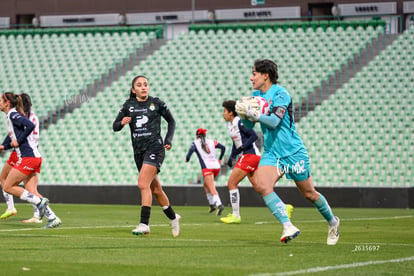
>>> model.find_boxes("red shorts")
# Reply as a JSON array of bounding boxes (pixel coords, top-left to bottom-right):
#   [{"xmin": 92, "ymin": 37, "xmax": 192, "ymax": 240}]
[
  {"xmin": 202, "ymin": 168, "xmax": 220, "ymax": 178},
  {"xmin": 235, "ymin": 154, "xmax": 261, "ymax": 173},
  {"xmin": 14, "ymin": 157, "xmax": 42, "ymax": 175},
  {"xmin": 6, "ymin": 151, "xmax": 18, "ymax": 167}
]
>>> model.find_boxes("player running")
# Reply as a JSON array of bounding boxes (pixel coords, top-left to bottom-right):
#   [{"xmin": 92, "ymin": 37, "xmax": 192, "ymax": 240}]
[
  {"xmin": 185, "ymin": 128, "xmax": 226, "ymax": 216},
  {"xmin": 220, "ymin": 100, "xmax": 294, "ymax": 224},
  {"xmin": 0, "ymin": 92, "xmax": 49, "ymax": 222},
  {"xmin": 236, "ymin": 59, "xmax": 340, "ymax": 245},
  {"xmin": 113, "ymin": 75, "xmax": 181, "ymax": 237},
  {"xmin": 0, "ymin": 93, "xmax": 61, "ymax": 228}
]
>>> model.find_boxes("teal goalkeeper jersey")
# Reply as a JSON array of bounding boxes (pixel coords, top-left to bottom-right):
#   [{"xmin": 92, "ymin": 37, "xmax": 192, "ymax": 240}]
[{"xmin": 253, "ymin": 84, "xmax": 304, "ymax": 158}]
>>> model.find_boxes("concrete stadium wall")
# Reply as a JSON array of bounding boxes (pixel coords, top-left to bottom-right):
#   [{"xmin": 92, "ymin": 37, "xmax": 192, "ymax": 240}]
[
  {"xmin": 0, "ymin": 0, "xmax": 407, "ymax": 24},
  {"xmin": 32, "ymin": 185, "xmax": 414, "ymax": 209}
]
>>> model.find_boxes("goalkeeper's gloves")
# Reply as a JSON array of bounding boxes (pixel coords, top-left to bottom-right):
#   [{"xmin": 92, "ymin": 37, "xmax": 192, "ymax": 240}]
[
  {"xmin": 246, "ymin": 105, "xmax": 261, "ymax": 122},
  {"xmin": 235, "ymin": 100, "xmax": 249, "ymax": 119}
]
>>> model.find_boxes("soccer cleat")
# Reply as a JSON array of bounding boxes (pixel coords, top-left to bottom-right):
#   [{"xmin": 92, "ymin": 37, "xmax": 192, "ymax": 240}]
[
  {"xmin": 285, "ymin": 204, "xmax": 294, "ymax": 220},
  {"xmin": 280, "ymin": 225, "xmax": 301, "ymax": 243},
  {"xmin": 327, "ymin": 216, "xmax": 340, "ymax": 245},
  {"xmin": 36, "ymin": 198, "xmax": 49, "ymax": 220},
  {"xmin": 220, "ymin": 213, "xmax": 241, "ymax": 224},
  {"xmin": 132, "ymin": 223, "xmax": 150, "ymax": 235},
  {"xmin": 208, "ymin": 205, "xmax": 216, "ymax": 213},
  {"xmin": 216, "ymin": 205, "xmax": 224, "ymax": 216},
  {"xmin": 22, "ymin": 217, "xmax": 43, "ymax": 223},
  {"xmin": 44, "ymin": 217, "xmax": 62, "ymax": 229},
  {"xmin": 0, "ymin": 208, "xmax": 17, "ymax": 219},
  {"xmin": 171, "ymin": 214, "xmax": 181, "ymax": 237}
]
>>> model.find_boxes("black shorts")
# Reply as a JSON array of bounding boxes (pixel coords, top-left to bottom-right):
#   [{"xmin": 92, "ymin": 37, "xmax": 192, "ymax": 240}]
[{"xmin": 134, "ymin": 146, "xmax": 165, "ymax": 173}]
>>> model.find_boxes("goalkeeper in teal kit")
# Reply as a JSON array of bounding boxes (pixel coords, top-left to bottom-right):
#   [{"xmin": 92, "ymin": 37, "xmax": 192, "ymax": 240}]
[{"xmin": 236, "ymin": 59, "xmax": 340, "ymax": 245}]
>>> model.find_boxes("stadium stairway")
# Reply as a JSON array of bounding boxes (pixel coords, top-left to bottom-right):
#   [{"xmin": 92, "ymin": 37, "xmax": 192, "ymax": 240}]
[{"xmin": 295, "ymin": 29, "xmax": 398, "ymax": 121}]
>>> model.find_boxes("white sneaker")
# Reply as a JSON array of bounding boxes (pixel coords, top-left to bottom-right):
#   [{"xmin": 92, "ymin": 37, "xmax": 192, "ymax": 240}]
[
  {"xmin": 132, "ymin": 223, "xmax": 150, "ymax": 235},
  {"xmin": 327, "ymin": 216, "xmax": 340, "ymax": 245},
  {"xmin": 44, "ymin": 217, "xmax": 62, "ymax": 229},
  {"xmin": 280, "ymin": 225, "xmax": 300, "ymax": 243},
  {"xmin": 171, "ymin": 214, "xmax": 181, "ymax": 237},
  {"xmin": 23, "ymin": 217, "xmax": 43, "ymax": 223}
]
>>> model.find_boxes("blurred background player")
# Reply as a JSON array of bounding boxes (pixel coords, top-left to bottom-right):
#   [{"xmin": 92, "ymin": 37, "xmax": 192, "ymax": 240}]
[
  {"xmin": 236, "ymin": 59, "xmax": 340, "ymax": 245},
  {"xmin": 220, "ymin": 100, "xmax": 293, "ymax": 224},
  {"xmin": 0, "ymin": 93, "xmax": 62, "ymax": 227},
  {"xmin": 0, "ymin": 92, "xmax": 49, "ymax": 223},
  {"xmin": 113, "ymin": 75, "xmax": 181, "ymax": 237},
  {"xmin": 185, "ymin": 128, "xmax": 225, "ymax": 216}
]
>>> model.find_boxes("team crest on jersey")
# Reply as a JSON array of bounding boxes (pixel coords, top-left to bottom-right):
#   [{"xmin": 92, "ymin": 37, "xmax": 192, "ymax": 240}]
[{"xmin": 149, "ymin": 103, "xmax": 155, "ymax": 111}]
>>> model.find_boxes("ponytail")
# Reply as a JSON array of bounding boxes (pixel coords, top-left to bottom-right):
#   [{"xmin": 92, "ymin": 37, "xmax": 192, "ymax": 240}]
[
  {"xmin": 196, "ymin": 128, "xmax": 210, "ymax": 154},
  {"xmin": 3, "ymin": 92, "xmax": 24, "ymax": 115}
]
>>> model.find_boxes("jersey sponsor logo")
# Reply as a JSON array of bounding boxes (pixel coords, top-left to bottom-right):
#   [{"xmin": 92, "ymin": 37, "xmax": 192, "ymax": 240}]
[
  {"xmin": 135, "ymin": 115, "xmax": 148, "ymax": 128},
  {"xmin": 149, "ymin": 154, "xmax": 156, "ymax": 160}
]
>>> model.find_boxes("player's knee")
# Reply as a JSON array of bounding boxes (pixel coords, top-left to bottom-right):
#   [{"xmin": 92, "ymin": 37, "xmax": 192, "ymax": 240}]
[{"xmin": 303, "ymin": 190, "xmax": 319, "ymax": 202}]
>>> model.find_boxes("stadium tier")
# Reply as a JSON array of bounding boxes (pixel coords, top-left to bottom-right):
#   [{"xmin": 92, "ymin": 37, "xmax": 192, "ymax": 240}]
[
  {"xmin": 1, "ymin": 21, "xmax": 411, "ymax": 187},
  {"xmin": 0, "ymin": 26, "xmax": 155, "ymax": 119},
  {"xmin": 296, "ymin": 26, "xmax": 414, "ymax": 187}
]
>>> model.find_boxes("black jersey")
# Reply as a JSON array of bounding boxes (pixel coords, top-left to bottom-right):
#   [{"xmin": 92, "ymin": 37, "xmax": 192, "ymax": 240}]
[{"xmin": 113, "ymin": 96, "xmax": 175, "ymax": 153}]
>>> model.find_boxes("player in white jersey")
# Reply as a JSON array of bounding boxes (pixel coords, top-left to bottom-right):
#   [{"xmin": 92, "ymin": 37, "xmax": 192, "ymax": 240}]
[
  {"xmin": 185, "ymin": 128, "xmax": 226, "ymax": 216},
  {"xmin": 220, "ymin": 100, "xmax": 294, "ymax": 224},
  {"xmin": 0, "ymin": 93, "xmax": 61, "ymax": 228}
]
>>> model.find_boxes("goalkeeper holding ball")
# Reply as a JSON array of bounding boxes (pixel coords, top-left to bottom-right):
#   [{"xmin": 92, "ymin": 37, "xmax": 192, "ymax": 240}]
[{"xmin": 235, "ymin": 59, "xmax": 340, "ymax": 245}]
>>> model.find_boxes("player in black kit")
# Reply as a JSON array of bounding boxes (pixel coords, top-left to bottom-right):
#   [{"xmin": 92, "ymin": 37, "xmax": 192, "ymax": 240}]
[{"xmin": 113, "ymin": 75, "xmax": 181, "ymax": 237}]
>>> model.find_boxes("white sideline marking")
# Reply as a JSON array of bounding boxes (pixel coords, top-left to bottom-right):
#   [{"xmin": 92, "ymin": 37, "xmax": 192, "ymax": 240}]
[{"xmin": 251, "ymin": 256, "xmax": 414, "ymax": 276}]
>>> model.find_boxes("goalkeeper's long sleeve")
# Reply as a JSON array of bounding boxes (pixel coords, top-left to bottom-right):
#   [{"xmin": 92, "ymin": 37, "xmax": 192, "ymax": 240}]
[{"xmin": 258, "ymin": 113, "xmax": 281, "ymax": 129}]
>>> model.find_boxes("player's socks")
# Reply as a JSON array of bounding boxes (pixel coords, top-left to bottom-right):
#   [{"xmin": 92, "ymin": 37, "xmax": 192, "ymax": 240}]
[
  {"xmin": 3, "ymin": 190, "xmax": 15, "ymax": 210},
  {"xmin": 206, "ymin": 193, "xmax": 214, "ymax": 205},
  {"xmin": 44, "ymin": 205, "xmax": 57, "ymax": 220},
  {"xmin": 312, "ymin": 193, "xmax": 335, "ymax": 223},
  {"xmin": 140, "ymin": 206, "xmax": 151, "ymax": 225},
  {"xmin": 229, "ymin": 189, "xmax": 240, "ymax": 217},
  {"xmin": 20, "ymin": 190, "xmax": 42, "ymax": 205},
  {"xmin": 162, "ymin": 205, "xmax": 176, "ymax": 220},
  {"xmin": 263, "ymin": 192, "xmax": 290, "ymax": 224},
  {"xmin": 212, "ymin": 194, "xmax": 222, "ymax": 207}
]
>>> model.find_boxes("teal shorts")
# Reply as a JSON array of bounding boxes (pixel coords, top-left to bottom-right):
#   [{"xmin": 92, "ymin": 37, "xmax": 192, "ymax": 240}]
[{"xmin": 259, "ymin": 147, "xmax": 311, "ymax": 181}]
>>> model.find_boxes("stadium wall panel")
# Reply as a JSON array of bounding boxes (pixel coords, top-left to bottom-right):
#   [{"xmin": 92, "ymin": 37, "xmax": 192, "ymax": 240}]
[{"xmin": 14, "ymin": 185, "xmax": 413, "ymax": 209}]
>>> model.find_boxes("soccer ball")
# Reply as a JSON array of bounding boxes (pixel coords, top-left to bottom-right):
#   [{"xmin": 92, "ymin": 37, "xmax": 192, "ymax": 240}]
[{"xmin": 253, "ymin": 96, "xmax": 270, "ymax": 115}]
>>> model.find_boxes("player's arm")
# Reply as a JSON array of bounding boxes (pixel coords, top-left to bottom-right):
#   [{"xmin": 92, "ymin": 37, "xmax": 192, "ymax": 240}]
[
  {"xmin": 112, "ymin": 104, "xmax": 129, "ymax": 132},
  {"xmin": 227, "ymin": 143, "xmax": 242, "ymax": 167},
  {"xmin": 160, "ymin": 102, "xmax": 175, "ymax": 148},
  {"xmin": 185, "ymin": 144, "xmax": 196, "ymax": 162},
  {"xmin": 1, "ymin": 136, "xmax": 11, "ymax": 150},
  {"xmin": 257, "ymin": 107, "xmax": 285, "ymax": 129},
  {"xmin": 239, "ymin": 121, "xmax": 258, "ymax": 149},
  {"xmin": 215, "ymin": 142, "xmax": 226, "ymax": 161},
  {"xmin": 12, "ymin": 113, "xmax": 35, "ymax": 146}
]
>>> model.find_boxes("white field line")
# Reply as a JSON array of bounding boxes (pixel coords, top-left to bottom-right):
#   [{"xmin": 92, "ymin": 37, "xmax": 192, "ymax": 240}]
[
  {"xmin": 251, "ymin": 256, "xmax": 414, "ymax": 276},
  {"xmin": 3, "ymin": 233, "xmax": 414, "ymax": 248},
  {"xmin": 0, "ymin": 214, "xmax": 412, "ymax": 233}
]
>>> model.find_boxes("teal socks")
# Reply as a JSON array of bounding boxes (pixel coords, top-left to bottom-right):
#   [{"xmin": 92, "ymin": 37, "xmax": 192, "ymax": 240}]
[
  {"xmin": 263, "ymin": 192, "xmax": 290, "ymax": 224},
  {"xmin": 312, "ymin": 193, "xmax": 335, "ymax": 222}
]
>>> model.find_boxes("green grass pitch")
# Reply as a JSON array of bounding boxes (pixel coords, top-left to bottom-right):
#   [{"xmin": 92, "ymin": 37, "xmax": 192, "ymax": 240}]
[{"xmin": 0, "ymin": 204, "xmax": 413, "ymax": 275}]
